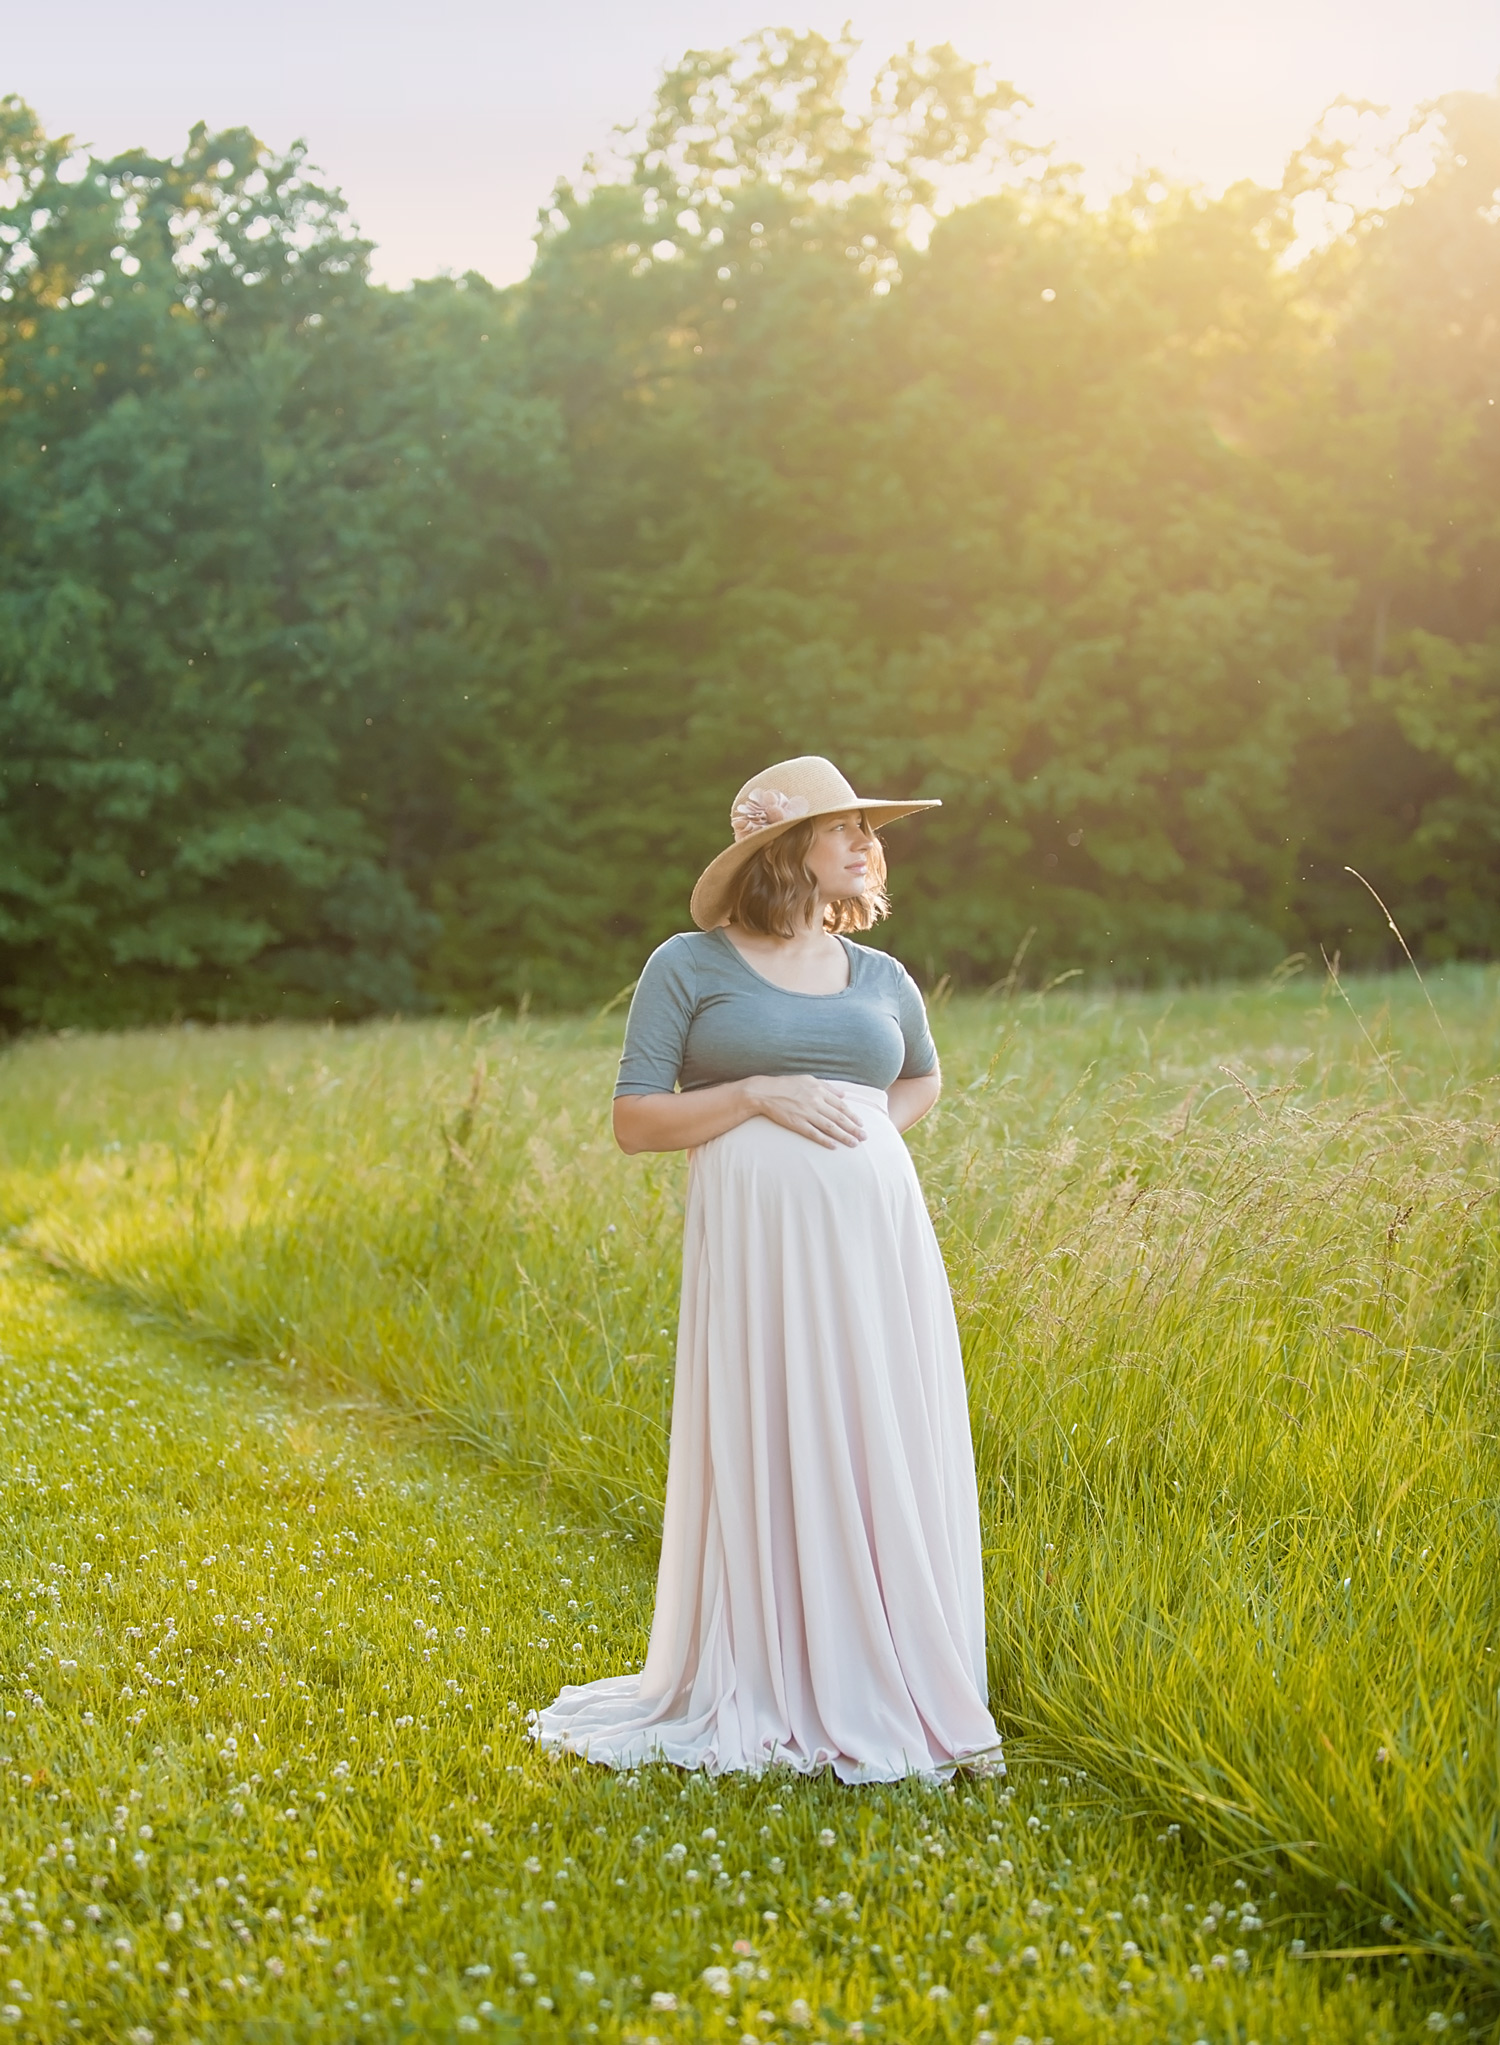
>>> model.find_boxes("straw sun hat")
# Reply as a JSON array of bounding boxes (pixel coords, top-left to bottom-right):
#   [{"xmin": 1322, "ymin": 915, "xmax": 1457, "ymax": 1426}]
[{"xmin": 689, "ymin": 755, "xmax": 941, "ymax": 931}]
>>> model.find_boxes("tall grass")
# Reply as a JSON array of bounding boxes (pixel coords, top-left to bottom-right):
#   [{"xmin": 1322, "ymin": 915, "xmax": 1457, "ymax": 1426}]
[
  {"xmin": 3, "ymin": 968, "xmax": 1498, "ymax": 1994},
  {"xmin": 1, "ymin": 1019, "xmax": 680, "ymax": 1521}
]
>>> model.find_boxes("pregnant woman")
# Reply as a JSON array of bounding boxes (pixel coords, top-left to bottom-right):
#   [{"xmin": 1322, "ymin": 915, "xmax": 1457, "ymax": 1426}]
[{"xmin": 534, "ymin": 755, "xmax": 1002, "ymax": 1783}]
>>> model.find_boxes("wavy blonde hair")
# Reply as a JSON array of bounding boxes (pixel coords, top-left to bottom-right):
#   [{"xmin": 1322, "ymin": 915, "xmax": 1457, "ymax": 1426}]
[{"xmin": 725, "ymin": 813, "xmax": 891, "ymax": 939}]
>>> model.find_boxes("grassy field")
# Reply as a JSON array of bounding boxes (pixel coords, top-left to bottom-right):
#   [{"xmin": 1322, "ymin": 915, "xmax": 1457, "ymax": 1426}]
[{"xmin": 0, "ymin": 964, "xmax": 1495, "ymax": 2041}]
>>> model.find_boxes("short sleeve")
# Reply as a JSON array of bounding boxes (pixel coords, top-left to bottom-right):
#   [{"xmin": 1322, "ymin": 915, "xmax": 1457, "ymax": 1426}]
[
  {"xmin": 613, "ymin": 936, "xmax": 699, "ymax": 1097},
  {"xmin": 893, "ymin": 959, "xmax": 939, "ymax": 1079}
]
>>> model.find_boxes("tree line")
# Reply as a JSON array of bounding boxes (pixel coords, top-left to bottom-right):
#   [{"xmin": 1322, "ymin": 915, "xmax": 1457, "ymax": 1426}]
[{"xmin": 2, "ymin": 35, "xmax": 1498, "ymax": 1025}]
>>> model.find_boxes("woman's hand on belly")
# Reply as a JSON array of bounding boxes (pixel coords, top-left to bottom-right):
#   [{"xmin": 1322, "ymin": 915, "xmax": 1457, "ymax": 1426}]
[
  {"xmin": 613, "ymin": 1075, "xmax": 866, "ymax": 1154},
  {"xmin": 741, "ymin": 1074, "xmax": 867, "ymax": 1149}
]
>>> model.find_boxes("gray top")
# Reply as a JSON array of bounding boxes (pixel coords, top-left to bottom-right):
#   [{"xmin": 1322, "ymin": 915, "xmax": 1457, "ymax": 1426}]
[{"xmin": 614, "ymin": 929, "xmax": 939, "ymax": 1097}]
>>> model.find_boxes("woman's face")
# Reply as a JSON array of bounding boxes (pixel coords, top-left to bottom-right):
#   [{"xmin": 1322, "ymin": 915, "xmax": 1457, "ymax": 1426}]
[{"xmin": 803, "ymin": 809, "xmax": 875, "ymax": 905}]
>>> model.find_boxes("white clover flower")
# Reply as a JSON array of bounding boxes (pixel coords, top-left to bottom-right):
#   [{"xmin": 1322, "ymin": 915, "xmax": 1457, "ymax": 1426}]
[
  {"xmin": 164, "ymin": 1911, "xmax": 183, "ymax": 1933},
  {"xmin": 650, "ymin": 1991, "xmax": 678, "ymax": 2011},
  {"xmin": 926, "ymin": 1983, "xmax": 951, "ymax": 2000},
  {"xmin": 1020, "ymin": 1945, "xmax": 1040, "ymax": 1966},
  {"xmin": 817, "ymin": 1828, "xmax": 836, "ymax": 1847},
  {"xmin": 702, "ymin": 1965, "xmax": 731, "ymax": 1996}
]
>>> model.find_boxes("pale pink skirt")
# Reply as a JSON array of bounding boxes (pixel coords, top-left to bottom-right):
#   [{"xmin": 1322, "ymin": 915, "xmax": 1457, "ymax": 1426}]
[{"xmin": 532, "ymin": 1082, "xmax": 1002, "ymax": 1783}]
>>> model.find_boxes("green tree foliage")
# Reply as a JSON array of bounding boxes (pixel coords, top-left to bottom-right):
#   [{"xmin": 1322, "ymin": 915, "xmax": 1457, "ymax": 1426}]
[
  {"xmin": 1275, "ymin": 95, "xmax": 1500, "ymax": 958},
  {"xmin": 1, "ymin": 40, "xmax": 1498, "ymax": 1021},
  {"xmin": 0, "ymin": 101, "xmax": 559, "ymax": 1024}
]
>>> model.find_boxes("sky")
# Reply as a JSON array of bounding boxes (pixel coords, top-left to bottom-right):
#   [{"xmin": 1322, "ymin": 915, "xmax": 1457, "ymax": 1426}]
[{"xmin": 7, "ymin": 0, "xmax": 1500, "ymax": 287}]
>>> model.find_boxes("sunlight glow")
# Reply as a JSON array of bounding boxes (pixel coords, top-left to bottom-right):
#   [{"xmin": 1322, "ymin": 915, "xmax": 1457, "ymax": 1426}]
[{"xmin": 4, "ymin": 0, "xmax": 1498, "ymax": 284}]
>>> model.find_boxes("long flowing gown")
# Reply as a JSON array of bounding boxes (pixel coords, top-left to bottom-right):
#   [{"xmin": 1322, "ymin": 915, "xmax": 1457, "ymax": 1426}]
[{"xmin": 532, "ymin": 1081, "xmax": 1002, "ymax": 1783}]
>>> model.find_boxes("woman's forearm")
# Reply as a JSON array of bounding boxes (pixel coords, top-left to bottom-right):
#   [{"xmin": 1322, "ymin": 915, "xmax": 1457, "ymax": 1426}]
[
  {"xmin": 616, "ymin": 1066, "xmax": 942, "ymax": 1154},
  {"xmin": 613, "ymin": 1083, "xmax": 758, "ymax": 1154},
  {"xmin": 887, "ymin": 1067, "xmax": 941, "ymax": 1133}
]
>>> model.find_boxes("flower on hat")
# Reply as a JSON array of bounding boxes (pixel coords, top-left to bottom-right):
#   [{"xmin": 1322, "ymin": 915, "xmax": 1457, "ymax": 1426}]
[{"xmin": 731, "ymin": 787, "xmax": 811, "ymax": 841}]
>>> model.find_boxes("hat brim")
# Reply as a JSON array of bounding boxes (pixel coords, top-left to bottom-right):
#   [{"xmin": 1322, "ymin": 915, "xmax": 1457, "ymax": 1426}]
[{"xmin": 689, "ymin": 797, "xmax": 941, "ymax": 931}]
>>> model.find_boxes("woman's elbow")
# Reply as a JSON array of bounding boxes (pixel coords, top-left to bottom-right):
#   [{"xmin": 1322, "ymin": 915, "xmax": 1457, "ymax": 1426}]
[{"xmin": 612, "ymin": 1098, "xmax": 657, "ymax": 1154}]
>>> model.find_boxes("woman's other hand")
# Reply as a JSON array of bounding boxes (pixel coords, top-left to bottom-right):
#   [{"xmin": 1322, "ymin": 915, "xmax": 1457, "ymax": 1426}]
[{"xmin": 887, "ymin": 1065, "xmax": 941, "ymax": 1134}]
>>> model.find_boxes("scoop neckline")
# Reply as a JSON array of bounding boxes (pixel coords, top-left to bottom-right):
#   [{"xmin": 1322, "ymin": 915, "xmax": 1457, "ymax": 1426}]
[{"xmin": 711, "ymin": 927, "xmax": 857, "ymax": 1000}]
